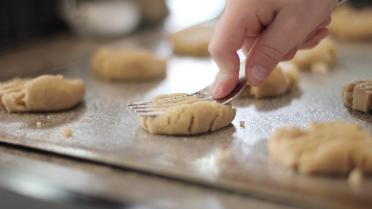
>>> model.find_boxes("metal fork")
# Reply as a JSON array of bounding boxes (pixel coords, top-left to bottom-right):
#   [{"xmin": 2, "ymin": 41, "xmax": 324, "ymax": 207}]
[{"xmin": 128, "ymin": 61, "xmax": 247, "ymax": 117}]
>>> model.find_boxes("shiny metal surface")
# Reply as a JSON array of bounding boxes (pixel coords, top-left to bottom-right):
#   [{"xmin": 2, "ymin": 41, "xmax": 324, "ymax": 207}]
[
  {"xmin": 0, "ymin": 146, "xmax": 299, "ymax": 209},
  {"xmin": 0, "ymin": 31, "xmax": 372, "ymax": 209}
]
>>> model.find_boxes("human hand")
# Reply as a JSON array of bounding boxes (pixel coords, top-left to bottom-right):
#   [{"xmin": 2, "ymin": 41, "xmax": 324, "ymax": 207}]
[{"xmin": 209, "ymin": 0, "xmax": 338, "ymax": 98}]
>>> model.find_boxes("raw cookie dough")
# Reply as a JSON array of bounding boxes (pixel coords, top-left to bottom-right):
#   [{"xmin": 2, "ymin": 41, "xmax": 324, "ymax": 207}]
[
  {"xmin": 240, "ymin": 63, "xmax": 299, "ymax": 99},
  {"xmin": 63, "ymin": 128, "xmax": 73, "ymax": 138},
  {"xmin": 343, "ymin": 80, "xmax": 372, "ymax": 113},
  {"xmin": 268, "ymin": 122, "xmax": 372, "ymax": 175},
  {"xmin": 292, "ymin": 37, "xmax": 337, "ymax": 73},
  {"xmin": 140, "ymin": 94, "xmax": 236, "ymax": 135},
  {"xmin": 92, "ymin": 48, "xmax": 167, "ymax": 81},
  {"xmin": 0, "ymin": 75, "xmax": 85, "ymax": 113},
  {"xmin": 329, "ymin": 4, "xmax": 372, "ymax": 40},
  {"xmin": 170, "ymin": 24, "xmax": 214, "ymax": 56}
]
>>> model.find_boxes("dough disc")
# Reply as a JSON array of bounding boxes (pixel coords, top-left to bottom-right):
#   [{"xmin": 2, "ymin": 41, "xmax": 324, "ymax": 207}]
[
  {"xmin": 292, "ymin": 38, "xmax": 337, "ymax": 73},
  {"xmin": 0, "ymin": 75, "xmax": 85, "ymax": 113},
  {"xmin": 330, "ymin": 4, "xmax": 372, "ymax": 40},
  {"xmin": 240, "ymin": 63, "xmax": 299, "ymax": 99},
  {"xmin": 92, "ymin": 48, "xmax": 167, "ymax": 81},
  {"xmin": 140, "ymin": 94, "xmax": 236, "ymax": 135},
  {"xmin": 170, "ymin": 24, "xmax": 214, "ymax": 56},
  {"xmin": 269, "ymin": 122, "xmax": 372, "ymax": 175}
]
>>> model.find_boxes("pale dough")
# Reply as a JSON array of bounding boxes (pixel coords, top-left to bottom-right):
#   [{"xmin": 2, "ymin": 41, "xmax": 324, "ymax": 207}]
[
  {"xmin": 92, "ymin": 48, "xmax": 167, "ymax": 81},
  {"xmin": 329, "ymin": 4, "xmax": 372, "ymax": 40},
  {"xmin": 292, "ymin": 37, "xmax": 337, "ymax": 73},
  {"xmin": 348, "ymin": 168, "xmax": 364, "ymax": 187},
  {"xmin": 0, "ymin": 75, "xmax": 85, "ymax": 113},
  {"xmin": 140, "ymin": 94, "xmax": 236, "ymax": 135},
  {"xmin": 240, "ymin": 62, "xmax": 299, "ymax": 99},
  {"xmin": 170, "ymin": 24, "xmax": 214, "ymax": 56},
  {"xmin": 268, "ymin": 122, "xmax": 372, "ymax": 175},
  {"xmin": 343, "ymin": 80, "xmax": 372, "ymax": 113},
  {"xmin": 63, "ymin": 128, "xmax": 73, "ymax": 138}
]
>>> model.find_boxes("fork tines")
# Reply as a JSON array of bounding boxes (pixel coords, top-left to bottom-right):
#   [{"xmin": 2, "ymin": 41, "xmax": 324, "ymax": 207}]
[{"xmin": 128, "ymin": 93, "xmax": 211, "ymax": 117}]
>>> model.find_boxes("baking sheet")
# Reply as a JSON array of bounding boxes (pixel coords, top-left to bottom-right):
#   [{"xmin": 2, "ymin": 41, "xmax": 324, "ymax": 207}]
[
  {"xmin": 1, "ymin": 28, "xmax": 372, "ymax": 208},
  {"xmin": 0, "ymin": 146, "xmax": 301, "ymax": 209}
]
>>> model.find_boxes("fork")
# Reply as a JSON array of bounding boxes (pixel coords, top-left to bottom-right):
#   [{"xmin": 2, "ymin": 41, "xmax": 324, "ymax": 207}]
[{"xmin": 128, "ymin": 61, "xmax": 247, "ymax": 117}]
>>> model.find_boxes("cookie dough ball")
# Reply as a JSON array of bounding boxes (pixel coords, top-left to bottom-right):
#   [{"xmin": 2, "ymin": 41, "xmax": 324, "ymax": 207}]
[
  {"xmin": 329, "ymin": 4, "xmax": 372, "ymax": 40},
  {"xmin": 0, "ymin": 75, "xmax": 85, "ymax": 113},
  {"xmin": 292, "ymin": 38, "xmax": 337, "ymax": 73},
  {"xmin": 343, "ymin": 80, "xmax": 372, "ymax": 113},
  {"xmin": 240, "ymin": 63, "xmax": 299, "ymax": 99},
  {"xmin": 140, "ymin": 94, "xmax": 236, "ymax": 135},
  {"xmin": 92, "ymin": 48, "xmax": 167, "ymax": 81},
  {"xmin": 269, "ymin": 122, "xmax": 372, "ymax": 175},
  {"xmin": 170, "ymin": 24, "xmax": 214, "ymax": 56}
]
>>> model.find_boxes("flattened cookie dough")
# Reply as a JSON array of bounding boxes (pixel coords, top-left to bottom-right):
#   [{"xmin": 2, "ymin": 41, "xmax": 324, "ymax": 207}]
[
  {"xmin": 269, "ymin": 122, "xmax": 372, "ymax": 175},
  {"xmin": 92, "ymin": 48, "xmax": 167, "ymax": 81},
  {"xmin": 0, "ymin": 75, "xmax": 85, "ymax": 113},
  {"xmin": 292, "ymin": 38, "xmax": 337, "ymax": 73},
  {"xmin": 330, "ymin": 4, "xmax": 372, "ymax": 40},
  {"xmin": 343, "ymin": 80, "xmax": 372, "ymax": 113},
  {"xmin": 170, "ymin": 24, "xmax": 214, "ymax": 56},
  {"xmin": 140, "ymin": 94, "xmax": 236, "ymax": 135},
  {"xmin": 240, "ymin": 63, "xmax": 299, "ymax": 99}
]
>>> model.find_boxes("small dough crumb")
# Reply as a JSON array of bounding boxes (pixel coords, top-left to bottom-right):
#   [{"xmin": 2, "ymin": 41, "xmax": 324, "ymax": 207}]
[
  {"xmin": 140, "ymin": 94, "xmax": 236, "ymax": 135},
  {"xmin": 63, "ymin": 128, "xmax": 73, "ymax": 138},
  {"xmin": 36, "ymin": 121, "xmax": 42, "ymax": 128},
  {"xmin": 239, "ymin": 121, "xmax": 245, "ymax": 128},
  {"xmin": 0, "ymin": 75, "xmax": 85, "ymax": 113},
  {"xmin": 170, "ymin": 23, "xmax": 214, "ymax": 56},
  {"xmin": 348, "ymin": 168, "xmax": 364, "ymax": 187},
  {"xmin": 92, "ymin": 48, "xmax": 167, "ymax": 81},
  {"xmin": 240, "ymin": 63, "xmax": 299, "ymax": 99},
  {"xmin": 343, "ymin": 80, "xmax": 372, "ymax": 113},
  {"xmin": 292, "ymin": 38, "xmax": 337, "ymax": 73},
  {"xmin": 269, "ymin": 122, "xmax": 372, "ymax": 175},
  {"xmin": 330, "ymin": 4, "xmax": 372, "ymax": 40}
]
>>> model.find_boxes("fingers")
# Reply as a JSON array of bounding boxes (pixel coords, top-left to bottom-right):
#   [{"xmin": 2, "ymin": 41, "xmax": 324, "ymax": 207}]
[
  {"xmin": 319, "ymin": 16, "xmax": 332, "ymax": 28},
  {"xmin": 245, "ymin": 10, "xmax": 307, "ymax": 85},
  {"xmin": 210, "ymin": 0, "xmax": 336, "ymax": 94},
  {"xmin": 209, "ymin": 2, "xmax": 261, "ymax": 98},
  {"xmin": 242, "ymin": 36, "xmax": 257, "ymax": 56},
  {"xmin": 245, "ymin": 11, "xmax": 332, "ymax": 86},
  {"xmin": 282, "ymin": 48, "xmax": 298, "ymax": 61},
  {"xmin": 301, "ymin": 28, "xmax": 329, "ymax": 49}
]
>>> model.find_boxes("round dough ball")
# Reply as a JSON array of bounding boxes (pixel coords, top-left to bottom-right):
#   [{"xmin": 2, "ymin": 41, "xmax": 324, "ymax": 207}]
[
  {"xmin": 292, "ymin": 37, "xmax": 337, "ymax": 73},
  {"xmin": 269, "ymin": 122, "xmax": 372, "ymax": 175},
  {"xmin": 170, "ymin": 24, "xmax": 214, "ymax": 56},
  {"xmin": 140, "ymin": 94, "xmax": 236, "ymax": 135},
  {"xmin": 240, "ymin": 63, "xmax": 299, "ymax": 99},
  {"xmin": 0, "ymin": 75, "xmax": 85, "ymax": 113},
  {"xmin": 329, "ymin": 4, "xmax": 372, "ymax": 40},
  {"xmin": 92, "ymin": 48, "xmax": 167, "ymax": 81}
]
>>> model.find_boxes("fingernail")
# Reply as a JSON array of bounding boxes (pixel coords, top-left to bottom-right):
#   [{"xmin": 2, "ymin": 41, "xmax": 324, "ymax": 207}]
[
  {"xmin": 212, "ymin": 83, "xmax": 222, "ymax": 96},
  {"xmin": 251, "ymin": 65, "xmax": 269, "ymax": 82},
  {"xmin": 212, "ymin": 72, "xmax": 229, "ymax": 95}
]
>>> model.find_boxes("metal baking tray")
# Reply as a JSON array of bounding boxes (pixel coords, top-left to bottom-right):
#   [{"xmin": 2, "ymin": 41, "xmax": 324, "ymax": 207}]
[{"xmin": 0, "ymin": 28, "xmax": 372, "ymax": 209}]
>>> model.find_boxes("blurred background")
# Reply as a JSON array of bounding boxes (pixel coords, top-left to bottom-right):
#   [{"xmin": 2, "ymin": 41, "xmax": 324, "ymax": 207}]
[{"xmin": 0, "ymin": 0, "xmax": 224, "ymax": 50}]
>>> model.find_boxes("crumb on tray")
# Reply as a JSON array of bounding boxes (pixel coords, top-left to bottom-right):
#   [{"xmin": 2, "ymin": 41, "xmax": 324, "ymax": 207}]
[
  {"xmin": 239, "ymin": 121, "xmax": 245, "ymax": 128},
  {"xmin": 63, "ymin": 128, "xmax": 73, "ymax": 138},
  {"xmin": 348, "ymin": 168, "xmax": 363, "ymax": 187},
  {"xmin": 36, "ymin": 121, "xmax": 42, "ymax": 128}
]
